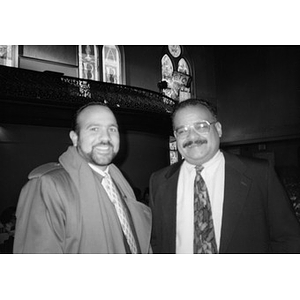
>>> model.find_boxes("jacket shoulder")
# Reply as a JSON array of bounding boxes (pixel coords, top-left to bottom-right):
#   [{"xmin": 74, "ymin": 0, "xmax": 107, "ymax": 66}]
[
  {"xmin": 28, "ymin": 162, "xmax": 63, "ymax": 180},
  {"xmin": 223, "ymin": 151, "xmax": 270, "ymax": 176},
  {"xmin": 151, "ymin": 160, "xmax": 182, "ymax": 180}
]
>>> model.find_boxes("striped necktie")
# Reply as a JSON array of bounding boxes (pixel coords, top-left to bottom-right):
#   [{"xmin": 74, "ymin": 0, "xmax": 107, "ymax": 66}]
[
  {"xmin": 194, "ymin": 165, "xmax": 218, "ymax": 254},
  {"xmin": 102, "ymin": 172, "xmax": 138, "ymax": 254}
]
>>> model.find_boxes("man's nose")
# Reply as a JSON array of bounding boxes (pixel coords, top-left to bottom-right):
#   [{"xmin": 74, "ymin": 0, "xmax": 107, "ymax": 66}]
[
  {"xmin": 97, "ymin": 128, "xmax": 111, "ymax": 141},
  {"xmin": 187, "ymin": 125, "xmax": 200, "ymax": 138}
]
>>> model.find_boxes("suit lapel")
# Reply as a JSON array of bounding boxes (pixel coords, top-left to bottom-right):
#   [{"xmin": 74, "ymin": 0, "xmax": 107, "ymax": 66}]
[
  {"xmin": 161, "ymin": 161, "xmax": 182, "ymax": 253},
  {"xmin": 219, "ymin": 153, "xmax": 251, "ymax": 253}
]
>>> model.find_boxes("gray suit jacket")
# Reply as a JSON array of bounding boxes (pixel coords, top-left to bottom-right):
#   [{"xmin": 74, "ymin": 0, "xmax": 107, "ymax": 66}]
[{"xmin": 149, "ymin": 151, "xmax": 300, "ymax": 253}]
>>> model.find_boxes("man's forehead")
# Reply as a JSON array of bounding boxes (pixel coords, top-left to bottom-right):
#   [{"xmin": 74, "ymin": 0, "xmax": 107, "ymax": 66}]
[
  {"xmin": 79, "ymin": 105, "xmax": 116, "ymax": 121},
  {"xmin": 175, "ymin": 105, "xmax": 211, "ymax": 121}
]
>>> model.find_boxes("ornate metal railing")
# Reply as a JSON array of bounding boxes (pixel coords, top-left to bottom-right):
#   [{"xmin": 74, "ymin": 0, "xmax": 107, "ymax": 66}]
[{"xmin": 0, "ymin": 65, "xmax": 176, "ymax": 114}]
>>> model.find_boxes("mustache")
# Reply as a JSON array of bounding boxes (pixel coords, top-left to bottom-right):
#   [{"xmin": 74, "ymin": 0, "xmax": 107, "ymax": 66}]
[
  {"xmin": 93, "ymin": 141, "xmax": 114, "ymax": 148},
  {"xmin": 183, "ymin": 139, "xmax": 207, "ymax": 148}
]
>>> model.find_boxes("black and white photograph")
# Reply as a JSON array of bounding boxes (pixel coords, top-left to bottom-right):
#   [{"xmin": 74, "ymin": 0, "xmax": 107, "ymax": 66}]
[{"xmin": 1, "ymin": 1, "xmax": 299, "ymax": 299}]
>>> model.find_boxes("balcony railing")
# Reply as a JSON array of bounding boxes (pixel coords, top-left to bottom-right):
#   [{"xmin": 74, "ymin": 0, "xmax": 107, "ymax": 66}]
[{"xmin": 0, "ymin": 65, "xmax": 176, "ymax": 115}]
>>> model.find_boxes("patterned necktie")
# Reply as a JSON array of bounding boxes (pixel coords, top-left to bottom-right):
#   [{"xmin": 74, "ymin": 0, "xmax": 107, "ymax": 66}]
[
  {"xmin": 194, "ymin": 165, "xmax": 218, "ymax": 254},
  {"xmin": 102, "ymin": 172, "xmax": 138, "ymax": 254}
]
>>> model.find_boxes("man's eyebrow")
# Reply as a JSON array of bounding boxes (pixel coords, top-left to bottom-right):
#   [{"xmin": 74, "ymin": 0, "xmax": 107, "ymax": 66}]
[
  {"xmin": 174, "ymin": 125, "xmax": 185, "ymax": 130},
  {"xmin": 85, "ymin": 123, "xmax": 99, "ymax": 128},
  {"xmin": 108, "ymin": 123, "xmax": 119, "ymax": 128},
  {"xmin": 85, "ymin": 123, "xmax": 119, "ymax": 128}
]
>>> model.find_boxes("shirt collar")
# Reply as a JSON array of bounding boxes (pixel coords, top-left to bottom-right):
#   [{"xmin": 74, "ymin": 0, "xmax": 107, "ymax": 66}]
[{"xmin": 88, "ymin": 163, "xmax": 109, "ymax": 177}]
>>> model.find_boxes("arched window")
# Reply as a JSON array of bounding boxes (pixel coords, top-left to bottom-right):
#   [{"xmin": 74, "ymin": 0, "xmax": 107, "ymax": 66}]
[
  {"xmin": 0, "ymin": 45, "xmax": 18, "ymax": 67},
  {"xmin": 102, "ymin": 45, "xmax": 121, "ymax": 84},
  {"xmin": 162, "ymin": 46, "xmax": 193, "ymax": 164},
  {"xmin": 178, "ymin": 58, "xmax": 189, "ymax": 74},
  {"xmin": 78, "ymin": 45, "xmax": 100, "ymax": 81},
  {"xmin": 162, "ymin": 54, "xmax": 174, "ymax": 79},
  {"xmin": 161, "ymin": 45, "xmax": 192, "ymax": 102},
  {"xmin": 177, "ymin": 57, "xmax": 191, "ymax": 101},
  {"xmin": 78, "ymin": 45, "xmax": 123, "ymax": 84}
]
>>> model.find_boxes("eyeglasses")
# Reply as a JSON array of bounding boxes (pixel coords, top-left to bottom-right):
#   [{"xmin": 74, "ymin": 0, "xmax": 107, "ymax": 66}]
[{"xmin": 174, "ymin": 120, "xmax": 217, "ymax": 139}]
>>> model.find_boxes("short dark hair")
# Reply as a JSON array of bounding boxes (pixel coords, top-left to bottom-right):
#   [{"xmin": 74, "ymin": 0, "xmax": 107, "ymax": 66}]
[
  {"xmin": 71, "ymin": 102, "xmax": 108, "ymax": 134},
  {"xmin": 172, "ymin": 98, "xmax": 218, "ymax": 124}
]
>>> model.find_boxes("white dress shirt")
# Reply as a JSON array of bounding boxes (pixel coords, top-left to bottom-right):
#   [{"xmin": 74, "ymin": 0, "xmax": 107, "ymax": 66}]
[
  {"xmin": 176, "ymin": 150, "xmax": 225, "ymax": 253},
  {"xmin": 88, "ymin": 164, "xmax": 120, "ymax": 205},
  {"xmin": 89, "ymin": 163, "xmax": 108, "ymax": 175}
]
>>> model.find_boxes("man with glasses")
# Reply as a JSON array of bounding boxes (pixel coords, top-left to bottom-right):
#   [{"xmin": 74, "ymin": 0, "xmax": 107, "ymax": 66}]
[{"xmin": 149, "ymin": 98, "xmax": 300, "ymax": 253}]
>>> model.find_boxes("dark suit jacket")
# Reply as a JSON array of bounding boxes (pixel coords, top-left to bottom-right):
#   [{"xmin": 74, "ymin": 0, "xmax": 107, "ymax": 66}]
[{"xmin": 149, "ymin": 151, "xmax": 300, "ymax": 253}]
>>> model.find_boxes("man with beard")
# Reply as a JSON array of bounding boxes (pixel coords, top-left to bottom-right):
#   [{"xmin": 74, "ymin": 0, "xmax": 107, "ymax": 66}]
[
  {"xmin": 149, "ymin": 98, "xmax": 300, "ymax": 253},
  {"xmin": 13, "ymin": 103, "xmax": 152, "ymax": 253}
]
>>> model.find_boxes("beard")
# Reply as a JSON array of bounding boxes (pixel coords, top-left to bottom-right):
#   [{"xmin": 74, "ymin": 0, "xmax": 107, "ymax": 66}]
[{"xmin": 77, "ymin": 141, "xmax": 118, "ymax": 167}]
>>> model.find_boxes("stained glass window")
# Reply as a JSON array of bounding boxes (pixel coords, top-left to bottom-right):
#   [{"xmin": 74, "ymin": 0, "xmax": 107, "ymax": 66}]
[
  {"xmin": 78, "ymin": 45, "xmax": 99, "ymax": 81},
  {"xmin": 102, "ymin": 45, "xmax": 121, "ymax": 84},
  {"xmin": 169, "ymin": 136, "xmax": 179, "ymax": 165},
  {"xmin": 177, "ymin": 58, "xmax": 191, "ymax": 102},
  {"xmin": 178, "ymin": 58, "xmax": 189, "ymax": 75},
  {"xmin": 168, "ymin": 45, "xmax": 181, "ymax": 58},
  {"xmin": 162, "ymin": 46, "xmax": 193, "ymax": 164},
  {"xmin": 161, "ymin": 46, "xmax": 192, "ymax": 102},
  {"xmin": 0, "ymin": 45, "xmax": 18, "ymax": 67},
  {"xmin": 162, "ymin": 54, "xmax": 173, "ymax": 79},
  {"xmin": 161, "ymin": 54, "xmax": 174, "ymax": 98},
  {"xmin": 78, "ymin": 45, "xmax": 122, "ymax": 84}
]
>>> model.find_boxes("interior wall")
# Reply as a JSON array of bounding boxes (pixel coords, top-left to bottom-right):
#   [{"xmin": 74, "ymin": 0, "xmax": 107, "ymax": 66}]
[
  {"xmin": 215, "ymin": 46, "xmax": 300, "ymax": 144},
  {"xmin": 125, "ymin": 45, "xmax": 162, "ymax": 91},
  {"xmin": 19, "ymin": 45, "xmax": 78, "ymax": 77},
  {"xmin": 124, "ymin": 45, "xmax": 216, "ymax": 101},
  {"xmin": 186, "ymin": 46, "xmax": 217, "ymax": 101},
  {"xmin": 0, "ymin": 124, "xmax": 169, "ymax": 214},
  {"xmin": 19, "ymin": 57, "xmax": 78, "ymax": 77},
  {"xmin": 116, "ymin": 130, "xmax": 169, "ymax": 197},
  {"xmin": 21, "ymin": 45, "xmax": 78, "ymax": 65},
  {"xmin": 0, "ymin": 124, "xmax": 70, "ymax": 214},
  {"xmin": 223, "ymin": 139, "xmax": 300, "ymax": 169}
]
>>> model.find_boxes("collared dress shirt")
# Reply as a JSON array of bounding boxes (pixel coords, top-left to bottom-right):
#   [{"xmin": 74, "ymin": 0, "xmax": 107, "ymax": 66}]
[
  {"xmin": 88, "ymin": 163, "xmax": 108, "ymax": 180},
  {"xmin": 176, "ymin": 150, "xmax": 225, "ymax": 253}
]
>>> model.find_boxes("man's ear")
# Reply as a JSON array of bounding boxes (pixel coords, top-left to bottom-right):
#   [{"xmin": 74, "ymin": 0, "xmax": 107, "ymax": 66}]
[
  {"xmin": 215, "ymin": 122, "xmax": 222, "ymax": 138},
  {"xmin": 69, "ymin": 131, "xmax": 78, "ymax": 146}
]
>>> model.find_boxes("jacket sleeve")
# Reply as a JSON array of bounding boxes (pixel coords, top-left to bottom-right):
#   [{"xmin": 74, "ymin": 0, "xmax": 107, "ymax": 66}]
[
  {"xmin": 13, "ymin": 175, "xmax": 66, "ymax": 253},
  {"xmin": 267, "ymin": 164, "xmax": 300, "ymax": 253}
]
